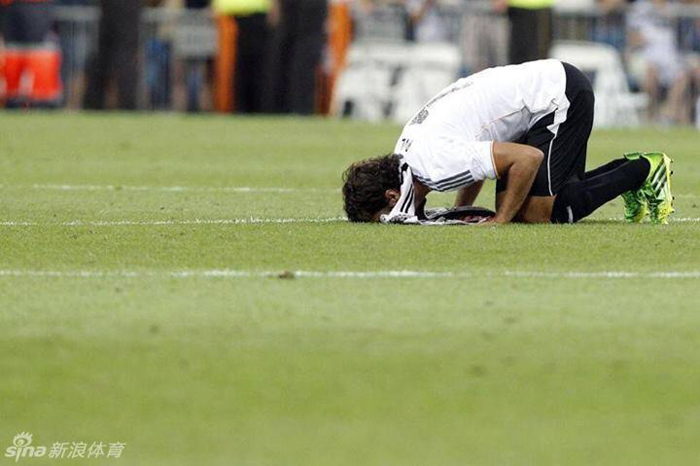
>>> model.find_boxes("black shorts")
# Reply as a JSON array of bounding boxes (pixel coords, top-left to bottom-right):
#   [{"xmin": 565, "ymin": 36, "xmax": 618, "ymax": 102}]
[{"xmin": 497, "ymin": 62, "xmax": 594, "ymax": 197}]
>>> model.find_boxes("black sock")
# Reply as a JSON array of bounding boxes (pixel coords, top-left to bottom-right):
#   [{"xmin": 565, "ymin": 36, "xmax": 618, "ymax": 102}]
[
  {"xmin": 583, "ymin": 158, "xmax": 627, "ymax": 180},
  {"xmin": 551, "ymin": 158, "xmax": 650, "ymax": 223}
]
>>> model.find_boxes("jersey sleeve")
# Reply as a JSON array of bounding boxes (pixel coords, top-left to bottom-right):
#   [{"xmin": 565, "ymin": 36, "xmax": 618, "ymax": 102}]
[
  {"xmin": 456, "ymin": 139, "xmax": 497, "ymax": 181},
  {"xmin": 418, "ymin": 137, "xmax": 497, "ymax": 192}
]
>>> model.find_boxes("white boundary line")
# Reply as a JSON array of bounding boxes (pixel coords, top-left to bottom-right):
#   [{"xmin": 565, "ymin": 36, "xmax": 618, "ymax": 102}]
[
  {"xmin": 0, "ymin": 217, "xmax": 347, "ymax": 226},
  {"xmin": 0, "ymin": 183, "xmax": 695, "ymax": 198},
  {"xmin": 605, "ymin": 217, "xmax": 700, "ymax": 222},
  {"xmin": 1, "ymin": 217, "xmax": 699, "ymax": 227},
  {"xmin": 0, "ymin": 269, "xmax": 699, "ymax": 279},
  {"xmin": 0, "ymin": 184, "xmax": 338, "ymax": 193}
]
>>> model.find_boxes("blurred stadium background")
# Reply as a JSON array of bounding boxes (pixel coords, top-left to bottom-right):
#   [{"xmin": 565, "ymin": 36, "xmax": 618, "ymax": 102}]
[
  {"xmin": 3, "ymin": 2, "xmax": 700, "ymax": 464},
  {"xmin": 3, "ymin": 0, "xmax": 700, "ymax": 126}
]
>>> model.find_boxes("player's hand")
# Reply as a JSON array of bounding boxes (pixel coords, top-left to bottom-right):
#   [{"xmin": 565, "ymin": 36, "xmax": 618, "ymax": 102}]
[{"xmin": 474, "ymin": 216, "xmax": 497, "ymax": 225}]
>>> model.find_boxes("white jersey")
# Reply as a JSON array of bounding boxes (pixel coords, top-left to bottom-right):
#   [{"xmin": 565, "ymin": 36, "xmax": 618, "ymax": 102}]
[{"xmin": 393, "ymin": 59, "xmax": 570, "ymax": 192}]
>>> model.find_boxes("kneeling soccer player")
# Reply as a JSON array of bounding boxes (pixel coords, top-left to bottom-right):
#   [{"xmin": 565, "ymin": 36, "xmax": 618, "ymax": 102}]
[{"xmin": 342, "ymin": 59, "xmax": 674, "ymax": 225}]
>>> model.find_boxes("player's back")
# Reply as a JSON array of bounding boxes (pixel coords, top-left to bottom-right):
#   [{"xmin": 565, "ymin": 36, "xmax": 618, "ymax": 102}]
[
  {"xmin": 393, "ymin": 59, "xmax": 570, "ymax": 192},
  {"xmin": 403, "ymin": 59, "xmax": 568, "ymax": 144}
]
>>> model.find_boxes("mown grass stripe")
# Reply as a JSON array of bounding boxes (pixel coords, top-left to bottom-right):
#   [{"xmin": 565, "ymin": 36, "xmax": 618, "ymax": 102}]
[
  {"xmin": 0, "ymin": 184, "xmax": 338, "ymax": 193},
  {"xmin": 1, "ymin": 269, "xmax": 699, "ymax": 279},
  {"xmin": 1, "ymin": 216, "xmax": 699, "ymax": 227},
  {"xmin": 0, "ymin": 217, "xmax": 347, "ymax": 226}
]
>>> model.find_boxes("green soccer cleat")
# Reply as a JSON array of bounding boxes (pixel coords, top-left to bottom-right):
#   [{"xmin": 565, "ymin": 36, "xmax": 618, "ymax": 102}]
[
  {"xmin": 621, "ymin": 190, "xmax": 647, "ymax": 223},
  {"xmin": 621, "ymin": 152, "xmax": 648, "ymax": 223},
  {"xmin": 638, "ymin": 152, "xmax": 675, "ymax": 225}
]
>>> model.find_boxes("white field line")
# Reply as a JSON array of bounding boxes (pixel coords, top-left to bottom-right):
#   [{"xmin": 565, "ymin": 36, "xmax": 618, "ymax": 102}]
[
  {"xmin": 0, "ymin": 183, "xmax": 696, "ymax": 198},
  {"xmin": 0, "ymin": 184, "xmax": 338, "ymax": 193},
  {"xmin": 604, "ymin": 217, "xmax": 700, "ymax": 222},
  {"xmin": 0, "ymin": 269, "xmax": 699, "ymax": 279},
  {"xmin": 0, "ymin": 217, "xmax": 347, "ymax": 227},
  {"xmin": 2, "ymin": 216, "xmax": 699, "ymax": 227}
]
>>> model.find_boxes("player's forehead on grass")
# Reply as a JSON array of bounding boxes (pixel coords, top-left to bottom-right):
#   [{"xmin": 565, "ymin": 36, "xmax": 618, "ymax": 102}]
[{"xmin": 342, "ymin": 153, "xmax": 401, "ymax": 222}]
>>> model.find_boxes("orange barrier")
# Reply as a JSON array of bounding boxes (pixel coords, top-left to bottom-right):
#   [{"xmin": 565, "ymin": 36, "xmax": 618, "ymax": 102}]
[
  {"xmin": 0, "ymin": 48, "xmax": 4, "ymax": 105},
  {"xmin": 319, "ymin": 2, "xmax": 352, "ymax": 114},
  {"xmin": 214, "ymin": 15, "xmax": 238, "ymax": 113},
  {"xmin": 27, "ymin": 47, "xmax": 62, "ymax": 102},
  {"xmin": 3, "ymin": 49, "xmax": 23, "ymax": 100},
  {"xmin": 1, "ymin": 45, "xmax": 62, "ymax": 105},
  {"xmin": 215, "ymin": 5, "xmax": 351, "ymax": 115}
]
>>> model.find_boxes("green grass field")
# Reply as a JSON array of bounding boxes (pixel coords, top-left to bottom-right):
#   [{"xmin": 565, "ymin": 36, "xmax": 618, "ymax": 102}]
[{"xmin": 1, "ymin": 112, "xmax": 699, "ymax": 465}]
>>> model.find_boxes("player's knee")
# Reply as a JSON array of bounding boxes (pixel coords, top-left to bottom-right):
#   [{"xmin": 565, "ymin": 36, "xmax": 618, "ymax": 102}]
[
  {"xmin": 528, "ymin": 147, "xmax": 545, "ymax": 164},
  {"xmin": 521, "ymin": 210, "xmax": 551, "ymax": 224},
  {"xmin": 519, "ymin": 199, "xmax": 554, "ymax": 224},
  {"xmin": 551, "ymin": 182, "xmax": 591, "ymax": 224}
]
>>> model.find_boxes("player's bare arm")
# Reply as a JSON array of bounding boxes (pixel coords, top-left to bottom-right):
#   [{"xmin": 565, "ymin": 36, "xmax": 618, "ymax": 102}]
[
  {"xmin": 454, "ymin": 181, "xmax": 484, "ymax": 208},
  {"xmin": 490, "ymin": 142, "xmax": 544, "ymax": 223}
]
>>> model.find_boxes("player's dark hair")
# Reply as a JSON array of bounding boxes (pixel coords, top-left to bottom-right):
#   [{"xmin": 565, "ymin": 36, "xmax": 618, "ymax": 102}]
[{"xmin": 342, "ymin": 154, "xmax": 401, "ymax": 222}]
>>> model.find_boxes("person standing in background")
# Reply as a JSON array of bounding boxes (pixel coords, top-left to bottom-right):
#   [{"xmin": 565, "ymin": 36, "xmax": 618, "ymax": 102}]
[
  {"xmin": 493, "ymin": 0, "xmax": 554, "ymax": 64},
  {"xmin": 213, "ymin": 0, "xmax": 270, "ymax": 113},
  {"xmin": 593, "ymin": 0, "xmax": 628, "ymax": 51},
  {"xmin": 182, "ymin": 0, "xmax": 212, "ymax": 112},
  {"xmin": 1, "ymin": 0, "xmax": 62, "ymax": 108},
  {"xmin": 84, "ymin": 0, "xmax": 143, "ymax": 110},
  {"xmin": 265, "ymin": 0, "xmax": 328, "ymax": 115},
  {"xmin": 627, "ymin": 0, "xmax": 690, "ymax": 124},
  {"xmin": 406, "ymin": 0, "xmax": 449, "ymax": 43},
  {"xmin": 57, "ymin": 0, "xmax": 96, "ymax": 109}
]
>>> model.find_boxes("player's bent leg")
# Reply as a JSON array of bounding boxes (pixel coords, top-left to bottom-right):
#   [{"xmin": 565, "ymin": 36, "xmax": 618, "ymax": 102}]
[
  {"xmin": 582, "ymin": 158, "xmax": 626, "ymax": 180},
  {"xmin": 515, "ymin": 196, "xmax": 556, "ymax": 223},
  {"xmin": 550, "ymin": 157, "xmax": 651, "ymax": 223},
  {"xmin": 583, "ymin": 155, "xmax": 648, "ymax": 222}
]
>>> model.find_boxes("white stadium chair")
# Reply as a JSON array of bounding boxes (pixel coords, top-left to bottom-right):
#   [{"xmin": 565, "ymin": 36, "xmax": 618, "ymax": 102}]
[
  {"xmin": 392, "ymin": 43, "xmax": 462, "ymax": 124},
  {"xmin": 332, "ymin": 42, "xmax": 461, "ymax": 123},
  {"xmin": 549, "ymin": 41, "xmax": 648, "ymax": 127},
  {"xmin": 334, "ymin": 40, "xmax": 642, "ymax": 128}
]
